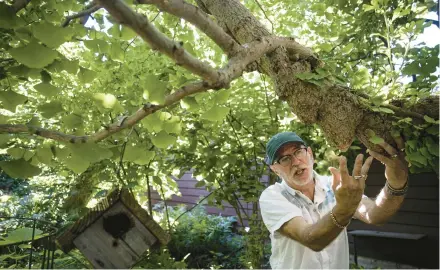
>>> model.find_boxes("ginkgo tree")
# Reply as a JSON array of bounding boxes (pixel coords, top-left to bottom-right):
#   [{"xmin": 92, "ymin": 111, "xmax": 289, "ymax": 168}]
[{"xmin": 0, "ymin": 0, "xmax": 438, "ymax": 267}]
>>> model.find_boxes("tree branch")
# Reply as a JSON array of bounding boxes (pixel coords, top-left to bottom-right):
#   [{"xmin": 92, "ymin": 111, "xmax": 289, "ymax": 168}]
[
  {"xmin": 61, "ymin": 5, "xmax": 102, "ymax": 27},
  {"xmin": 136, "ymin": 0, "xmax": 241, "ymax": 57},
  {"xmin": 0, "ymin": 81, "xmax": 210, "ymax": 143},
  {"xmin": 98, "ymin": 0, "xmax": 220, "ymax": 83}
]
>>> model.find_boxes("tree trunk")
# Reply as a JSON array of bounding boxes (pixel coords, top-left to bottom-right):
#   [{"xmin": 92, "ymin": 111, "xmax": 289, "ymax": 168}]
[{"xmin": 197, "ymin": 0, "xmax": 438, "ymax": 152}]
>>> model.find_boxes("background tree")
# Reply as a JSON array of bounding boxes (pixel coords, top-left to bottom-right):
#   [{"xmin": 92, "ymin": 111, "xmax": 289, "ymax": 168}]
[{"xmin": 0, "ymin": 0, "xmax": 438, "ymax": 267}]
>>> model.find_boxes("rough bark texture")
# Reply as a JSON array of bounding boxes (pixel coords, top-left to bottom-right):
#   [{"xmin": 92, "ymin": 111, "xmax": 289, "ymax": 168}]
[{"xmin": 198, "ymin": 0, "xmax": 437, "ymax": 152}]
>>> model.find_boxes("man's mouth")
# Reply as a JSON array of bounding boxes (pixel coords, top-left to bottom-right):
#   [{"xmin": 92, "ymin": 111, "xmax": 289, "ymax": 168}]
[{"xmin": 295, "ymin": 168, "xmax": 306, "ymax": 176}]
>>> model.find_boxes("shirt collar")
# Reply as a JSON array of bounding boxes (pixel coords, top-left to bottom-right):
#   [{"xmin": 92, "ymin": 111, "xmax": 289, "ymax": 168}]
[{"xmin": 281, "ymin": 171, "xmax": 329, "ymax": 203}]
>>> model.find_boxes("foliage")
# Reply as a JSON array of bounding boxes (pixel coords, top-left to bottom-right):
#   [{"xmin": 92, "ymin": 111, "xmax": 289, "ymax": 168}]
[
  {"xmin": 0, "ymin": 0, "xmax": 438, "ymax": 268},
  {"xmin": 152, "ymin": 204, "xmax": 246, "ymax": 269}
]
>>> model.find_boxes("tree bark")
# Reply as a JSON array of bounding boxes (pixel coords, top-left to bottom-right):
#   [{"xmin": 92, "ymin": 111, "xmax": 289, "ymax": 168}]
[{"xmin": 197, "ymin": 0, "xmax": 438, "ymax": 153}]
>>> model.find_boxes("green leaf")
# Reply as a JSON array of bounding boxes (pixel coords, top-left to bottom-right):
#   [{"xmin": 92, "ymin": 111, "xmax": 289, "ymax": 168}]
[
  {"xmin": 143, "ymin": 75, "xmax": 167, "ymax": 104},
  {"xmin": 69, "ymin": 143, "xmax": 113, "ymax": 163},
  {"xmin": 0, "ymin": 134, "xmax": 11, "ymax": 146},
  {"xmin": 407, "ymin": 152, "xmax": 427, "ymax": 166},
  {"xmin": 93, "ymin": 93, "xmax": 122, "ymax": 110},
  {"xmin": 424, "ymin": 115, "xmax": 438, "ymax": 124},
  {"xmin": 110, "ymin": 44, "xmax": 124, "ymax": 62},
  {"xmin": 152, "ymin": 176, "xmax": 162, "ymax": 185},
  {"xmin": 0, "ymin": 159, "xmax": 41, "ymax": 178},
  {"xmin": 38, "ymin": 101, "xmax": 64, "ymax": 118},
  {"xmin": 151, "ymin": 130, "xmax": 177, "ymax": 148},
  {"xmin": 195, "ymin": 181, "xmax": 205, "ymax": 188},
  {"xmin": 33, "ymin": 22, "xmax": 72, "ymax": 48},
  {"xmin": 142, "ymin": 112, "xmax": 163, "ymax": 132},
  {"xmin": 214, "ymin": 89, "xmax": 231, "ymax": 104},
  {"xmin": 84, "ymin": 39, "xmax": 109, "ymax": 54},
  {"xmin": 426, "ymin": 125, "xmax": 439, "ymax": 135},
  {"xmin": 7, "ymin": 147, "xmax": 25, "ymax": 159},
  {"xmin": 8, "ymin": 41, "xmax": 58, "ymax": 69},
  {"xmin": 0, "ymin": 90, "xmax": 27, "ymax": 112},
  {"xmin": 33, "ymin": 83, "xmax": 59, "ymax": 97},
  {"xmin": 120, "ymin": 26, "xmax": 137, "ymax": 40},
  {"xmin": 369, "ymin": 135, "xmax": 384, "ymax": 144},
  {"xmin": 0, "ymin": 3, "xmax": 24, "ymax": 29},
  {"xmin": 180, "ymin": 97, "xmax": 200, "ymax": 112},
  {"xmin": 62, "ymin": 114, "xmax": 82, "ymax": 129},
  {"xmin": 134, "ymin": 151, "xmax": 155, "ymax": 165},
  {"xmin": 63, "ymin": 59, "xmax": 79, "ymax": 74},
  {"xmin": 162, "ymin": 116, "xmax": 182, "ymax": 134},
  {"xmin": 201, "ymin": 106, "xmax": 230, "ymax": 122},
  {"xmin": 378, "ymin": 107, "xmax": 394, "ymax": 114},
  {"xmin": 341, "ymin": 43, "xmax": 354, "ymax": 54},
  {"xmin": 36, "ymin": 146, "xmax": 53, "ymax": 165},
  {"xmin": 78, "ymin": 67, "xmax": 97, "ymax": 84},
  {"xmin": 63, "ymin": 155, "xmax": 90, "ymax": 174}
]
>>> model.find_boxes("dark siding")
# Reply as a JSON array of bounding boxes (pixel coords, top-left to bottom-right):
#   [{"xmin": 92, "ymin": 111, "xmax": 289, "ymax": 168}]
[{"xmin": 348, "ymin": 159, "xmax": 439, "ymax": 268}]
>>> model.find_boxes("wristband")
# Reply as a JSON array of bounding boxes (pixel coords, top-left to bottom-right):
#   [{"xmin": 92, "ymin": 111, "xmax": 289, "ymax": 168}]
[
  {"xmin": 330, "ymin": 208, "xmax": 350, "ymax": 229},
  {"xmin": 385, "ymin": 181, "xmax": 408, "ymax": 196}
]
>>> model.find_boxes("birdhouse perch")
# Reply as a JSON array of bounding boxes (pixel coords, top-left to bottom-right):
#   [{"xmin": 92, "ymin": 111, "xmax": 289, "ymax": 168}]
[{"xmin": 56, "ymin": 188, "xmax": 170, "ymax": 269}]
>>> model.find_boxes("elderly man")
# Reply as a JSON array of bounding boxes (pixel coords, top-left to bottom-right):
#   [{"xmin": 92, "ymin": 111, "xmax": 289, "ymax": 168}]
[{"xmin": 259, "ymin": 131, "xmax": 408, "ymax": 269}]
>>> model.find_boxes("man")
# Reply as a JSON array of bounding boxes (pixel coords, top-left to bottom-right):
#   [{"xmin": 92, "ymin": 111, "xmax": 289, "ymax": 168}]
[{"xmin": 259, "ymin": 131, "xmax": 408, "ymax": 269}]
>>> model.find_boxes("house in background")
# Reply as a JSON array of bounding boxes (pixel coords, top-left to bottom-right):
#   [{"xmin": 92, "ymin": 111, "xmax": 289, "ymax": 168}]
[{"xmin": 150, "ymin": 159, "xmax": 439, "ymax": 269}]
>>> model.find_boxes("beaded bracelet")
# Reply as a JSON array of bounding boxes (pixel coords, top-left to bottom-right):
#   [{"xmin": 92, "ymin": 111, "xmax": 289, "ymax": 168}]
[
  {"xmin": 385, "ymin": 181, "xmax": 408, "ymax": 196},
  {"xmin": 330, "ymin": 208, "xmax": 350, "ymax": 229}
]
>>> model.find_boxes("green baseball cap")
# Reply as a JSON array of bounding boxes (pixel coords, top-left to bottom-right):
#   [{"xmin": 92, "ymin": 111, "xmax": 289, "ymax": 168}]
[{"xmin": 265, "ymin": 132, "xmax": 306, "ymax": 165}]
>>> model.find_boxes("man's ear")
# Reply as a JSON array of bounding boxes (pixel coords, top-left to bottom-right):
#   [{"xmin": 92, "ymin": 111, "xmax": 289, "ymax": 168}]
[
  {"xmin": 307, "ymin": 146, "xmax": 315, "ymax": 163},
  {"xmin": 269, "ymin": 165, "xmax": 280, "ymax": 176}
]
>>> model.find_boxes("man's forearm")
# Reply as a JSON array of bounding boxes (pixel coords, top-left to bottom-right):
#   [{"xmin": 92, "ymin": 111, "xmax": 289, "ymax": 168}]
[
  {"xmin": 300, "ymin": 206, "xmax": 354, "ymax": 251},
  {"xmin": 360, "ymin": 185, "xmax": 405, "ymax": 225}
]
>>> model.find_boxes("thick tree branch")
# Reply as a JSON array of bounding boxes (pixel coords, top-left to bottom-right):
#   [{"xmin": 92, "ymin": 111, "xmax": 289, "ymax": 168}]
[
  {"xmin": 136, "ymin": 0, "xmax": 241, "ymax": 57},
  {"xmin": 98, "ymin": 0, "xmax": 220, "ymax": 83},
  {"xmin": 61, "ymin": 5, "xmax": 102, "ymax": 27}
]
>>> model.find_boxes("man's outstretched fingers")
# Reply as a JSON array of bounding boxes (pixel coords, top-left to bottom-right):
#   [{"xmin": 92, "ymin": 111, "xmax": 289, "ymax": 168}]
[
  {"xmin": 393, "ymin": 135, "xmax": 405, "ymax": 152},
  {"xmin": 352, "ymin": 154, "xmax": 364, "ymax": 178},
  {"xmin": 361, "ymin": 156, "xmax": 374, "ymax": 175},
  {"xmin": 378, "ymin": 140, "xmax": 398, "ymax": 157},
  {"xmin": 339, "ymin": 156, "xmax": 350, "ymax": 185},
  {"xmin": 368, "ymin": 149, "xmax": 390, "ymax": 165},
  {"xmin": 329, "ymin": 167, "xmax": 341, "ymax": 192}
]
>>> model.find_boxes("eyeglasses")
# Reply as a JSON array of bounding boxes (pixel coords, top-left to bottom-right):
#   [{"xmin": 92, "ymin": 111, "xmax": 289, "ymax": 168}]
[{"xmin": 275, "ymin": 147, "xmax": 307, "ymax": 167}]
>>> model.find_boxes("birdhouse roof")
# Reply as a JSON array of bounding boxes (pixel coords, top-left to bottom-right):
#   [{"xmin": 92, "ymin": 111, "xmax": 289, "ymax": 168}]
[{"xmin": 56, "ymin": 188, "xmax": 170, "ymax": 253}]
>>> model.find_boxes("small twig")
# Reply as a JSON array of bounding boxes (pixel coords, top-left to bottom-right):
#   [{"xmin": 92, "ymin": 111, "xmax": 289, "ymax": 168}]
[
  {"xmin": 150, "ymin": 11, "xmax": 161, "ymax": 22},
  {"xmin": 61, "ymin": 5, "xmax": 101, "ymax": 27},
  {"xmin": 159, "ymin": 183, "xmax": 172, "ymax": 233},
  {"xmin": 381, "ymin": 104, "xmax": 424, "ymax": 120},
  {"xmin": 253, "ymin": 0, "xmax": 274, "ymax": 33}
]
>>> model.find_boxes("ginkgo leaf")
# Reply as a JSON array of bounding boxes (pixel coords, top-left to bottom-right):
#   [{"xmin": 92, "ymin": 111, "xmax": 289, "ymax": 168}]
[
  {"xmin": 32, "ymin": 22, "xmax": 72, "ymax": 48},
  {"xmin": 143, "ymin": 75, "xmax": 167, "ymax": 104},
  {"xmin": 33, "ymin": 83, "xmax": 59, "ymax": 97},
  {"xmin": 180, "ymin": 97, "xmax": 200, "ymax": 112},
  {"xmin": 0, "ymin": 159, "xmax": 41, "ymax": 179},
  {"xmin": 78, "ymin": 67, "xmax": 97, "ymax": 84},
  {"xmin": 62, "ymin": 114, "xmax": 82, "ymax": 129},
  {"xmin": 0, "ymin": 90, "xmax": 27, "ymax": 112},
  {"xmin": 151, "ymin": 130, "xmax": 177, "ymax": 148},
  {"xmin": 63, "ymin": 155, "xmax": 90, "ymax": 174},
  {"xmin": 69, "ymin": 143, "xmax": 113, "ymax": 163},
  {"xmin": 8, "ymin": 41, "xmax": 58, "ymax": 68},
  {"xmin": 201, "ymin": 106, "xmax": 230, "ymax": 122},
  {"xmin": 7, "ymin": 147, "xmax": 25, "ymax": 159},
  {"xmin": 38, "ymin": 101, "xmax": 64, "ymax": 118}
]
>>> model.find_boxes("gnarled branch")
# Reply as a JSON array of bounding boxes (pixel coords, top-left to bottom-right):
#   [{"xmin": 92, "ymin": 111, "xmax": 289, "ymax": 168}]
[
  {"xmin": 137, "ymin": 0, "xmax": 241, "ymax": 57},
  {"xmin": 98, "ymin": 0, "xmax": 220, "ymax": 83}
]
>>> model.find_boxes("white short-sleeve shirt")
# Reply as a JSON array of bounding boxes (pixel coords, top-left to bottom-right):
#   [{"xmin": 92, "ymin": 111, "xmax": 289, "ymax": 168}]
[{"xmin": 259, "ymin": 172, "xmax": 349, "ymax": 269}]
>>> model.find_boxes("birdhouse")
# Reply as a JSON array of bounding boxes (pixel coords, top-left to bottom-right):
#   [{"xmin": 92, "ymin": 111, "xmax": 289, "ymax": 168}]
[{"xmin": 56, "ymin": 188, "xmax": 170, "ymax": 269}]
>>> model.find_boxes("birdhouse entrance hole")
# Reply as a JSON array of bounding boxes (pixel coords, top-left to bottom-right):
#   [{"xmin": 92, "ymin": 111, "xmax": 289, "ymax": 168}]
[{"xmin": 103, "ymin": 212, "xmax": 134, "ymax": 241}]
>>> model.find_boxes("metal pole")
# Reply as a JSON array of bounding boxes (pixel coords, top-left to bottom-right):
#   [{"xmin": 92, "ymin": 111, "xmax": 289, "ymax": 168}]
[{"xmin": 28, "ymin": 219, "xmax": 36, "ymax": 269}]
